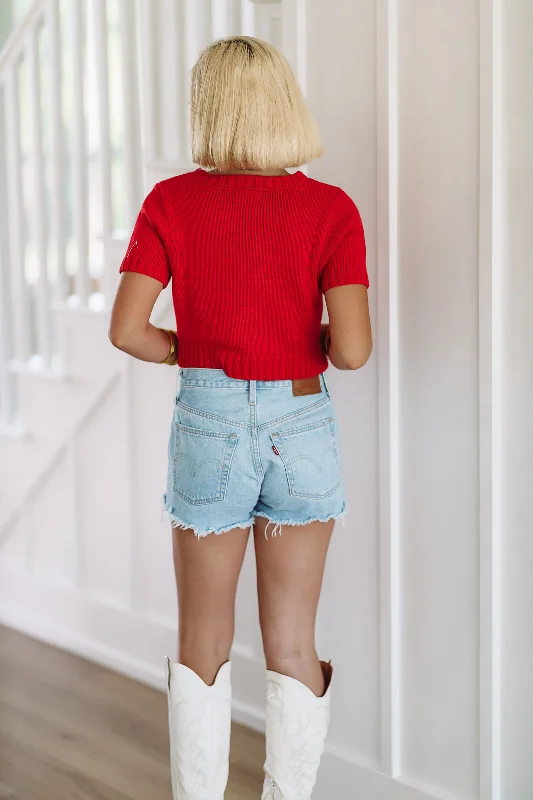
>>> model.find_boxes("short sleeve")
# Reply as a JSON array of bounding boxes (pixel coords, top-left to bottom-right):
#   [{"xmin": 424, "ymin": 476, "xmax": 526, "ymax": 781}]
[
  {"xmin": 119, "ymin": 182, "xmax": 171, "ymax": 288},
  {"xmin": 319, "ymin": 190, "xmax": 369, "ymax": 293}
]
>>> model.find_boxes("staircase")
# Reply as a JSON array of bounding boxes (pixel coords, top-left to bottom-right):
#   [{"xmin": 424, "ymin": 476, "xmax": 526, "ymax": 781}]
[
  {"xmin": 0, "ymin": 0, "xmax": 181, "ymax": 670},
  {"xmin": 0, "ymin": 0, "xmax": 146, "ymax": 514},
  {"xmin": 0, "ymin": 0, "xmax": 292, "ymax": 700}
]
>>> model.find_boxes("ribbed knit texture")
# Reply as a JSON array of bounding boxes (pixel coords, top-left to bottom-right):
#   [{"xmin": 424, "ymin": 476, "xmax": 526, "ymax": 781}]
[{"xmin": 119, "ymin": 167, "xmax": 369, "ymax": 380}]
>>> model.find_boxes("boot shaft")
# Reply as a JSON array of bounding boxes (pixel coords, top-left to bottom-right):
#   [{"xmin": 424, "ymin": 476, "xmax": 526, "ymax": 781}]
[
  {"xmin": 166, "ymin": 657, "xmax": 232, "ymax": 799},
  {"xmin": 262, "ymin": 660, "xmax": 333, "ymax": 800}
]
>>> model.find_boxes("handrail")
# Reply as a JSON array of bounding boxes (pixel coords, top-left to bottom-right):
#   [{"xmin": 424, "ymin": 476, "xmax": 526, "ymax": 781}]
[{"xmin": 0, "ymin": 0, "xmax": 45, "ymax": 74}]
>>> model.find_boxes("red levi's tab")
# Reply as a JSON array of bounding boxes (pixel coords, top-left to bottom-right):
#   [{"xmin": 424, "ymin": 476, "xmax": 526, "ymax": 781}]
[{"xmin": 272, "ymin": 445, "xmax": 280, "ymax": 456}]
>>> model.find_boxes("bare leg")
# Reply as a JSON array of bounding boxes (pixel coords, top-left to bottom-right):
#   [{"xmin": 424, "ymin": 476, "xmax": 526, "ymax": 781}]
[
  {"xmin": 172, "ymin": 525, "xmax": 251, "ymax": 685},
  {"xmin": 253, "ymin": 518, "xmax": 334, "ymax": 697}
]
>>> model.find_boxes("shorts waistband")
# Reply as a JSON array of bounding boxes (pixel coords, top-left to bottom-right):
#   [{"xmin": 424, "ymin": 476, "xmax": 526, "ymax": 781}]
[{"xmin": 177, "ymin": 367, "xmax": 330, "ymax": 395}]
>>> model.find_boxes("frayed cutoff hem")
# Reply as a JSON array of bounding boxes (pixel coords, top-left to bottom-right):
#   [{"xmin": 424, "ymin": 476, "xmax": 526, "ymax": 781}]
[
  {"xmin": 253, "ymin": 503, "xmax": 348, "ymax": 540},
  {"xmin": 162, "ymin": 501, "xmax": 254, "ymax": 540}
]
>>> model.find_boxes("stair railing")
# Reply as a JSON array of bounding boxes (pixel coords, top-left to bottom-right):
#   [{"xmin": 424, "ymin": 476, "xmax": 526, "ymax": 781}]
[{"xmin": 0, "ymin": 0, "xmax": 143, "ymax": 431}]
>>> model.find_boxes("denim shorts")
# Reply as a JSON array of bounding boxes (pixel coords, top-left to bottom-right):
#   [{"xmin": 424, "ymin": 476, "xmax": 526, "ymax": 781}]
[{"xmin": 162, "ymin": 367, "xmax": 347, "ymax": 539}]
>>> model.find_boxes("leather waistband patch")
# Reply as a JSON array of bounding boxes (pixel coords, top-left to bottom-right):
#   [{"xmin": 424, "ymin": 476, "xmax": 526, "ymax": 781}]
[{"xmin": 291, "ymin": 375, "xmax": 322, "ymax": 397}]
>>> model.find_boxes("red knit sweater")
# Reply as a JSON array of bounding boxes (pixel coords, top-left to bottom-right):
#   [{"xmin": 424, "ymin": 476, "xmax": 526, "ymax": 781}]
[{"xmin": 119, "ymin": 167, "xmax": 369, "ymax": 380}]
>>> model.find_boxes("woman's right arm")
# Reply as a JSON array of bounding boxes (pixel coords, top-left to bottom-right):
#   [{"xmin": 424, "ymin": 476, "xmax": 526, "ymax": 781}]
[
  {"xmin": 323, "ymin": 284, "xmax": 372, "ymax": 370},
  {"xmin": 109, "ymin": 182, "xmax": 177, "ymax": 364},
  {"xmin": 108, "ymin": 272, "xmax": 177, "ymax": 364}
]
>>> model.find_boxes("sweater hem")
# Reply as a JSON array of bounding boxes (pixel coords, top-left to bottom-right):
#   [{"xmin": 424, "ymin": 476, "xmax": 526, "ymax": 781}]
[{"xmin": 176, "ymin": 343, "xmax": 328, "ymax": 381}]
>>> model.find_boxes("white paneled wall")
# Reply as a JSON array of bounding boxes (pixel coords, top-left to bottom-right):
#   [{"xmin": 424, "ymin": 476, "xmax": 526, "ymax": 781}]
[
  {"xmin": 0, "ymin": 1, "xmax": 532, "ymax": 799},
  {"xmin": 397, "ymin": 2, "xmax": 480, "ymax": 796},
  {"xmin": 500, "ymin": 2, "xmax": 533, "ymax": 797}
]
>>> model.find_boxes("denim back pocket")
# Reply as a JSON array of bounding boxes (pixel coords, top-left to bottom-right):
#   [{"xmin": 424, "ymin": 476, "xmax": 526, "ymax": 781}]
[
  {"xmin": 270, "ymin": 417, "xmax": 340, "ymax": 499},
  {"xmin": 173, "ymin": 423, "xmax": 239, "ymax": 504}
]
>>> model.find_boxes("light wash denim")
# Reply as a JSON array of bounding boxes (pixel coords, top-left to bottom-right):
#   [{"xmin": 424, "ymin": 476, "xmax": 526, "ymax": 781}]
[{"xmin": 162, "ymin": 367, "xmax": 347, "ymax": 539}]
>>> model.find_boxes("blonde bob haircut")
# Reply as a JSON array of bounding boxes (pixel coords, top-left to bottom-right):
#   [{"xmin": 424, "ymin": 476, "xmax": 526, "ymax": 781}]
[{"xmin": 190, "ymin": 35, "xmax": 324, "ymax": 171}]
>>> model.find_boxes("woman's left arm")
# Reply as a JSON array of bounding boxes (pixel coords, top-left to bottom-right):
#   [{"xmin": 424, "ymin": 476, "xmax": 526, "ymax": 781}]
[{"xmin": 108, "ymin": 272, "xmax": 176, "ymax": 364}]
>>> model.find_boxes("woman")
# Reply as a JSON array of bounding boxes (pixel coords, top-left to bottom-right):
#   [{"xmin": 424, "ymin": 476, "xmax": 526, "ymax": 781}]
[{"xmin": 109, "ymin": 35, "xmax": 371, "ymax": 800}]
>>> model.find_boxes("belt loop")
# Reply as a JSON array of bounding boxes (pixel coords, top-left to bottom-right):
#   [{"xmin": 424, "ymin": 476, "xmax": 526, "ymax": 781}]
[
  {"xmin": 249, "ymin": 379, "xmax": 257, "ymax": 405},
  {"xmin": 176, "ymin": 367, "xmax": 182, "ymax": 402}
]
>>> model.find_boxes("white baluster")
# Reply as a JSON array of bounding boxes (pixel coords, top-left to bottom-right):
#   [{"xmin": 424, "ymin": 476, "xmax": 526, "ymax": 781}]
[
  {"xmin": 118, "ymin": 0, "xmax": 142, "ymax": 227},
  {"xmin": 240, "ymin": 0, "xmax": 255, "ymax": 36},
  {"xmin": 138, "ymin": 0, "xmax": 158, "ymax": 165},
  {"xmin": 47, "ymin": 0, "xmax": 67, "ymax": 304},
  {"xmin": 212, "ymin": 0, "xmax": 242, "ymax": 38},
  {"xmin": 29, "ymin": 22, "xmax": 53, "ymax": 367},
  {"xmin": 93, "ymin": 0, "xmax": 112, "ymax": 240},
  {"xmin": 183, "ymin": 0, "xmax": 212, "ymax": 160},
  {"xmin": 184, "ymin": 0, "xmax": 213, "ymax": 81},
  {"xmin": 161, "ymin": 0, "xmax": 186, "ymax": 164},
  {"xmin": 4, "ymin": 65, "xmax": 30, "ymax": 363},
  {"xmin": 71, "ymin": 0, "xmax": 90, "ymax": 305},
  {"xmin": 0, "ymin": 260, "xmax": 13, "ymax": 426},
  {"xmin": 0, "ymin": 86, "xmax": 16, "ymax": 427}
]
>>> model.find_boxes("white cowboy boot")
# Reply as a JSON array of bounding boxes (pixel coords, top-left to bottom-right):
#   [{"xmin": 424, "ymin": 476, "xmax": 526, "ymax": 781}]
[
  {"xmin": 261, "ymin": 660, "xmax": 333, "ymax": 799},
  {"xmin": 166, "ymin": 656, "xmax": 232, "ymax": 799}
]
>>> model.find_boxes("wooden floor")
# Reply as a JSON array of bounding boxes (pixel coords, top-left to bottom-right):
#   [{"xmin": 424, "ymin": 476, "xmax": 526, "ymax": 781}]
[{"xmin": 0, "ymin": 625, "xmax": 264, "ymax": 799}]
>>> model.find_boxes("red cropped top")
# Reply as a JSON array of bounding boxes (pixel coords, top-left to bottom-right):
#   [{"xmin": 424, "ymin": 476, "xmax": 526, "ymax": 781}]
[{"xmin": 119, "ymin": 167, "xmax": 369, "ymax": 380}]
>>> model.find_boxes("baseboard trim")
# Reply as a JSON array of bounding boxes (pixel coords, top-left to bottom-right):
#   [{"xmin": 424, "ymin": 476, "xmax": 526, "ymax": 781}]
[
  {"xmin": 0, "ymin": 601, "xmax": 166, "ymax": 690},
  {"xmin": 0, "ymin": 566, "xmax": 449, "ymax": 800},
  {"xmin": 0, "ymin": 564, "xmax": 269, "ymax": 727}
]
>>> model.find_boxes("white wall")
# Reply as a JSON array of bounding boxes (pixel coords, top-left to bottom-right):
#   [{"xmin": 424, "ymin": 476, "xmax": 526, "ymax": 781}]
[
  {"xmin": 500, "ymin": 2, "xmax": 533, "ymax": 796},
  {"xmin": 0, "ymin": 1, "xmax": 532, "ymax": 798}
]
